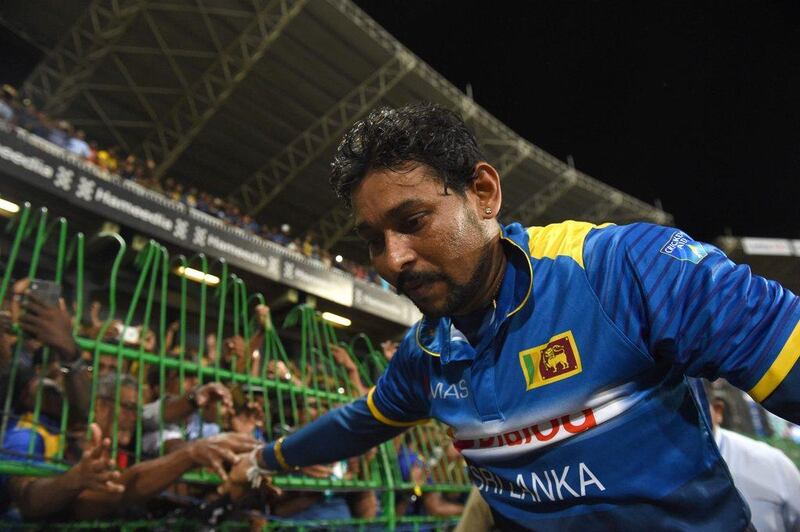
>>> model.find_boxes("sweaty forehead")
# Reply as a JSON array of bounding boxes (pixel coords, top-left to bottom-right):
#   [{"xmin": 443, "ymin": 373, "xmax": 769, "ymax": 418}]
[{"xmin": 352, "ymin": 165, "xmax": 445, "ymax": 226}]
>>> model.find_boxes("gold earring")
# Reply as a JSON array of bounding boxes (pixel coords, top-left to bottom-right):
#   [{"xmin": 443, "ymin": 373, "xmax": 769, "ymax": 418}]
[{"xmin": 484, "ymin": 207, "xmax": 492, "ymax": 215}]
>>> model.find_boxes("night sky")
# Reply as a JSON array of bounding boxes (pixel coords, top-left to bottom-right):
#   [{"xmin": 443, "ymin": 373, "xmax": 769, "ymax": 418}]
[
  {"xmin": 3, "ymin": 2, "xmax": 799, "ymax": 242},
  {"xmin": 356, "ymin": 1, "xmax": 800, "ymax": 242}
]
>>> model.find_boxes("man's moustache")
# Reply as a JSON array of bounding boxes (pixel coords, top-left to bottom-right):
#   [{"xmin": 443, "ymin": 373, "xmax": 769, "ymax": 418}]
[{"xmin": 397, "ymin": 271, "xmax": 447, "ymax": 295}]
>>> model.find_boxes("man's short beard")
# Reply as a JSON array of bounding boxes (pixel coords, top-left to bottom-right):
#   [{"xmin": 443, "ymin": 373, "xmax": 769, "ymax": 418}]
[{"xmin": 399, "ymin": 243, "xmax": 494, "ymax": 319}]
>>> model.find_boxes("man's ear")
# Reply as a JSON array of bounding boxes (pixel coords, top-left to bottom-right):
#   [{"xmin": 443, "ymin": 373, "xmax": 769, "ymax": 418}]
[{"xmin": 470, "ymin": 161, "xmax": 502, "ymax": 219}]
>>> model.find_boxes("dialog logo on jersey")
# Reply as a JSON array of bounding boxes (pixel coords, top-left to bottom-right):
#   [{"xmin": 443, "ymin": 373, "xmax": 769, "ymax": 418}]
[{"xmin": 519, "ymin": 330, "xmax": 582, "ymax": 390}]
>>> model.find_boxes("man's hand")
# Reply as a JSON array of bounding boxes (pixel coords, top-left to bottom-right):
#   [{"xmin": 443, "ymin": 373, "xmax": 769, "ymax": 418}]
[
  {"xmin": 410, "ymin": 459, "xmax": 428, "ymax": 487},
  {"xmin": 330, "ymin": 345, "xmax": 356, "ymax": 372},
  {"xmin": 141, "ymin": 328, "xmax": 157, "ymax": 352},
  {"xmin": 20, "ymin": 295, "xmax": 78, "ymax": 360},
  {"xmin": 301, "ymin": 464, "xmax": 334, "ymax": 479},
  {"xmin": 266, "ymin": 360, "xmax": 292, "ymax": 381},
  {"xmin": 70, "ymin": 423, "xmax": 124, "ymax": 493},
  {"xmin": 205, "ymin": 432, "xmax": 260, "ymax": 455},
  {"xmin": 231, "ymin": 401, "xmax": 265, "ymax": 435},
  {"xmin": 380, "ymin": 340, "xmax": 398, "ymax": 361},
  {"xmin": 255, "ymin": 304, "xmax": 271, "ymax": 327},
  {"xmin": 195, "ymin": 382, "xmax": 234, "ymax": 415},
  {"xmin": 89, "ymin": 301, "xmax": 103, "ymax": 328},
  {"xmin": 0, "ymin": 310, "xmax": 13, "ymax": 334},
  {"xmin": 223, "ymin": 336, "xmax": 246, "ymax": 361},
  {"xmin": 186, "ymin": 438, "xmax": 242, "ymax": 482},
  {"xmin": 221, "ymin": 450, "xmax": 282, "ymax": 501}
]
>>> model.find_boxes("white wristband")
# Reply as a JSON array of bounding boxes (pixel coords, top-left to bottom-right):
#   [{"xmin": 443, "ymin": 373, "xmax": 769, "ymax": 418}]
[{"xmin": 246, "ymin": 446, "xmax": 275, "ymax": 488}]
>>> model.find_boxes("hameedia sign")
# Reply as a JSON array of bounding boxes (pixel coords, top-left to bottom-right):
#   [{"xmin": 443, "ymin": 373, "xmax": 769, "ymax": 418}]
[{"xmin": 0, "ymin": 126, "xmax": 419, "ymax": 326}]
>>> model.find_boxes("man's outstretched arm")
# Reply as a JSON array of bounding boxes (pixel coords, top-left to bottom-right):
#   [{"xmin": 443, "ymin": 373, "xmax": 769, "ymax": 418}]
[
  {"xmin": 73, "ymin": 433, "xmax": 258, "ymax": 520},
  {"xmin": 259, "ymin": 394, "xmax": 415, "ymax": 471}
]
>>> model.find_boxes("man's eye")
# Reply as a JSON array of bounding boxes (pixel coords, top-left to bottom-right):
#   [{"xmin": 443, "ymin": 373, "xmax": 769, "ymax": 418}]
[{"xmin": 402, "ymin": 214, "xmax": 427, "ymax": 233}]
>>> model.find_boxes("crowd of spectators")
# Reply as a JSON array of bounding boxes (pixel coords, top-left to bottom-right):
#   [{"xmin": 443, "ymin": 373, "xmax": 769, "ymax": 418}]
[
  {"xmin": 0, "ymin": 277, "xmax": 461, "ymax": 526},
  {"xmin": 0, "ymin": 83, "xmax": 389, "ymax": 290}
]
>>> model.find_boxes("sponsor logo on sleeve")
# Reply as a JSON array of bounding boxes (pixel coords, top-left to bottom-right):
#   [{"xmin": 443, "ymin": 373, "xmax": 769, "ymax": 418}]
[
  {"xmin": 519, "ymin": 331, "xmax": 582, "ymax": 390},
  {"xmin": 660, "ymin": 230, "xmax": 708, "ymax": 264}
]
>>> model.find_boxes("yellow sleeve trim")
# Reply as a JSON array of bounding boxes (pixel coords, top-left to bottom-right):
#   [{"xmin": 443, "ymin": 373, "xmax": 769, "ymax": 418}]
[
  {"xmin": 274, "ymin": 436, "xmax": 295, "ymax": 471},
  {"xmin": 526, "ymin": 220, "xmax": 613, "ymax": 269},
  {"xmin": 749, "ymin": 319, "xmax": 800, "ymax": 402},
  {"xmin": 367, "ymin": 387, "xmax": 430, "ymax": 427}
]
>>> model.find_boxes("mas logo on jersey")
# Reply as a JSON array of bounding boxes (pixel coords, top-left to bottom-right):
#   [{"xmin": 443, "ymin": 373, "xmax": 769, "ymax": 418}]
[
  {"xmin": 519, "ymin": 330, "xmax": 582, "ymax": 390},
  {"xmin": 660, "ymin": 230, "xmax": 707, "ymax": 264}
]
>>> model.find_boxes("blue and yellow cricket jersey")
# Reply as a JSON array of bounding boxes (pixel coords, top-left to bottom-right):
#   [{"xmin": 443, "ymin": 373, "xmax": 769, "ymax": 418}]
[{"xmin": 263, "ymin": 221, "xmax": 800, "ymax": 530}]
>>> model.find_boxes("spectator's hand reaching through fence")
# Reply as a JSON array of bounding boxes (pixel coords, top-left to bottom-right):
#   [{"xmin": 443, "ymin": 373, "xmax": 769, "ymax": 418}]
[
  {"xmin": 255, "ymin": 304, "xmax": 270, "ymax": 327},
  {"xmin": 223, "ymin": 335, "xmax": 246, "ymax": 363},
  {"xmin": 186, "ymin": 437, "xmax": 244, "ymax": 482},
  {"xmin": 89, "ymin": 300, "xmax": 103, "ymax": 327},
  {"xmin": 167, "ymin": 320, "xmax": 180, "ymax": 335},
  {"xmin": 73, "ymin": 423, "xmax": 124, "ymax": 494},
  {"xmin": 0, "ymin": 310, "xmax": 12, "ymax": 334},
  {"xmin": 330, "ymin": 345, "xmax": 356, "ymax": 372},
  {"xmin": 231, "ymin": 401, "xmax": 265, "ymax": 435},
  {"xmin": 220, "ymin": 449, "xmax": 282, "ymax": 501},
  {"xmin": 195, "ymin": 382, "xmax": 234, "ymax": 416},
  {"xmin": 301, "ymin": 463, "xmax": 334, "ymax": 479},
  {"xmin": 410, "ymin": 461, "xmax": 428, "ymax": 486},
  {"xmin": 20, "ymin": 295, "xmax": 78, "ymax": 360},
  {"xmin": 206, "ymin": 432, "xmax": 260, "ymax": 455}
]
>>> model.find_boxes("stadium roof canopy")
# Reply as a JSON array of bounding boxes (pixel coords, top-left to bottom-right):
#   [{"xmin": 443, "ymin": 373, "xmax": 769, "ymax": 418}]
[{"xmin": 2, "ymin": 0, "xmax": 671, "ymax": 262}]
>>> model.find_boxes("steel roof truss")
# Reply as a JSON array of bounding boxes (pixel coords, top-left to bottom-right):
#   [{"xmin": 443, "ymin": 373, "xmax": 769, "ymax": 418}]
[
  {"xmin": 82, "ymin": 90, "xmax": 132, "ymax": 152},
  {"xmin": 135, "ymin": 0, "xmax": 308, "ymax": 180},
  {"xmin": 110, "ymin": 53, "xmax": 160, "ymax": 123},
  {"xmin": 508, "ymin": 170, "xmax": 578, "ymax": 226},
  {"xmin": 579, "ymin": 192, "xmax": 625, "ymax": 224},
  {"xmin": 228, "ymin": 49, "xmax": 418, "ymax": 216},
  {"xmin": 23, "ymin": 0, "xmax": 151, "ymax": 115}
]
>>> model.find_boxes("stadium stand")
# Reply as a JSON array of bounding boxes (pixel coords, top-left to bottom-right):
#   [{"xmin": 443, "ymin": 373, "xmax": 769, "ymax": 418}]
[{"xmin": 0, "ymin": 82, "xmax": 388, "ymax": 289}]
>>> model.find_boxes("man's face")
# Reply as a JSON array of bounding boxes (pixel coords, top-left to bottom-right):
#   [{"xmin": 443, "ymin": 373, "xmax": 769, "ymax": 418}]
[
  {"xmin": 97, "ymin": 354, "xmax": 118, "ymax": 376},
  {"xmin": 96, "ymin": 385, "xmax": 138, "ymax": 447},
  {"xmin": 711, "ymin": 399, "xmax": 725, "ymax": 428},
  {"xmin": 353, "ymin": 164, "xmax": 492, "ymax": 318}
]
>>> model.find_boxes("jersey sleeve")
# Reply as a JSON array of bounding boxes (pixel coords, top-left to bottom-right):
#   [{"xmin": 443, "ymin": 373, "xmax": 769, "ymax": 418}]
[
  {"xmin": 259, "ymin": 330, "xmax": 432, "ymax": 471},
  {"xmin": 583, "ymin": 223, "xmax": 800, "ymax": 421},
  {"xmin": 260, "ymin": 397, "xmax": 406, "ymax": 471},
  {"xmin": 366, "ymin": 326, "xmax": 432, "ymax": 427}
]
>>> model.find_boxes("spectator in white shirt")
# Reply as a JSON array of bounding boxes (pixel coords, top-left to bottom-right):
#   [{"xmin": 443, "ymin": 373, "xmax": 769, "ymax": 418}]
[{"xmin": 711, "ymin": 390, "xmax": 800, "ymax": 532}]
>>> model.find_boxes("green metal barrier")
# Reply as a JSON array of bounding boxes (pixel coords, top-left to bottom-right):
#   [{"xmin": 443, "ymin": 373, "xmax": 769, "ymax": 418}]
[{"xmin": 0, "ymin": 202, "xmax": 470, "ymax": 530}]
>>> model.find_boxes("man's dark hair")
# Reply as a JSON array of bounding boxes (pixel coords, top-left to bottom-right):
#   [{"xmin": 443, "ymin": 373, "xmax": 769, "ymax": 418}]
[
  {"xmin": 329, "ymin": 103, "xmax": 484, "ymax": 208},
  {"xmin": 97, "ymin": 372, "xmax": 137, "ymax": 398}
]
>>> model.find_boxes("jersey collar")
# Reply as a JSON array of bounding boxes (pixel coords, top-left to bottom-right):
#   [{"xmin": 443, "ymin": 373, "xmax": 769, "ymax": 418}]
[{"xmin": 415, "ymin": 222, "xmax": 533, "ymax": 363}]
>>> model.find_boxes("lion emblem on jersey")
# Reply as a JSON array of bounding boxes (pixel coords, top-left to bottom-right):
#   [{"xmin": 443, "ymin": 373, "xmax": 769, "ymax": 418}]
[
  {"xmin": 519, "ymin": 330, "xmax": 583, "ymax": 390},
  {"xmin": 542, "ymin": 344, "xmax": 569, "ymax": 372}
]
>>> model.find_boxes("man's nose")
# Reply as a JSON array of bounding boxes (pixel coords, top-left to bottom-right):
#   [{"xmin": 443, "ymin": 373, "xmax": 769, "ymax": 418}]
[{"xmin": 383, "ymin": 232, "xmax": 416, "ymax": 274}]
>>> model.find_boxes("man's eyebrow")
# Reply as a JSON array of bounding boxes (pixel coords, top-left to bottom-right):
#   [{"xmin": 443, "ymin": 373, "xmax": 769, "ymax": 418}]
[{"xmin": 354, "ymin": 199, "xmax": 426, "ymax": 236}]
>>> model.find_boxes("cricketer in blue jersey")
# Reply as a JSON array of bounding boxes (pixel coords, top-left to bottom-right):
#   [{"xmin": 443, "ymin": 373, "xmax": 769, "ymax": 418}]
[{"xmin": 237, "ymin": 104, "xmax": 800, "ymax": 530}]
